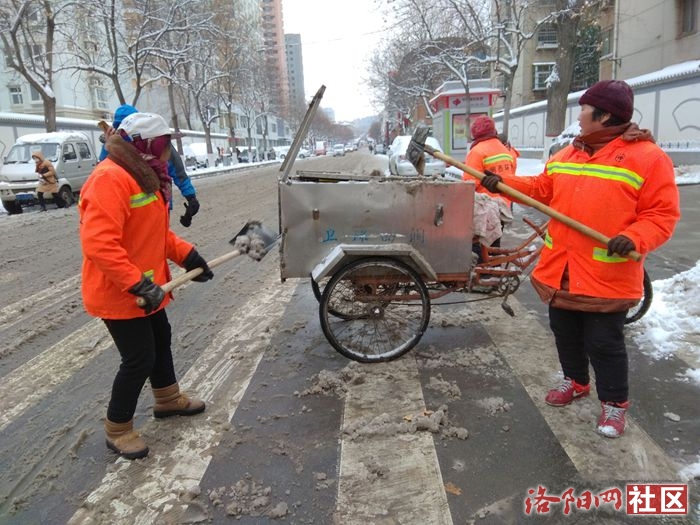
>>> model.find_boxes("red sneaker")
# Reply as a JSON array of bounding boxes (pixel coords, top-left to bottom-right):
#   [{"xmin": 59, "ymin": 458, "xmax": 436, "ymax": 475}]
[
  {"xmin": 545, "ymin": 377, "xmax": 590, "ymax": 407},
  {"xmin": 596, "ymin": 401, "xmax": 629, "ymax": 438}
]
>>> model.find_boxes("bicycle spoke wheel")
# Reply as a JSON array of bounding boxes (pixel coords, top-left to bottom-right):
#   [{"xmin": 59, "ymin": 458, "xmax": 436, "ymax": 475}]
[
  {"xmin": 625, "ymin": 268, "xmax": 653, "ymax": 324},
  {"xmin": 311, "ymin": 274, "xmax": 352, "ymax": 319},
  {"xmin": 319, "ymin": 257, "xmax": 430, "ymax": 363}
]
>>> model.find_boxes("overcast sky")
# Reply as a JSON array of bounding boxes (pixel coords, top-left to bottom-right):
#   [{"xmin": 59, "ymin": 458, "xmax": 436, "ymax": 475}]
[{"xmin": 282, "ymin": 0, "xmax": 386, "ymax": 122}]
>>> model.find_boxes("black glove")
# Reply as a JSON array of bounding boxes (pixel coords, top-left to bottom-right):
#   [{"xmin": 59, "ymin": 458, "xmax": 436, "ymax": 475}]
[
  {"xmin": 480, "ymin": 170, "xmax": 503, "ymax": 192},
  {"xmin": 607, "ymin": 235, "xmax": 635, "ymax": 257},
  {"xmin": 179, "ymin": 195, "xmax": 200, "ymax": 227},
  {"xmin": 183, "ymin": 248, "xmax": 213, "ymax": 282},
  {"xmin": 128, "ymin": 275, "xmax": 166, "ymax": 315},
  {"xmin": 185, "ymin": 195, "xmax": 200, "ymax": 216},
  {"xmin": 179, "ymin": 204, "xmax": 193, "ymax": 227}
]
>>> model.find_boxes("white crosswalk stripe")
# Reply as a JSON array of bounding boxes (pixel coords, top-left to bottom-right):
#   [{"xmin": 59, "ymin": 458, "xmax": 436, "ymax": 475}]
[{"xmin": 0, "ymin": 319, "xmax": 112, "ymax": 432}]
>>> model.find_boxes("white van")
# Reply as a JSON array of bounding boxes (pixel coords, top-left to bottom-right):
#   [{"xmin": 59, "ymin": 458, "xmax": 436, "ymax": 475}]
[
  {"xmin": 0, "ymin": 131, "xmax": 97, "ymax": 214},
  {"xmin": 186, "ymin": 142, "xmax": 210, "ymax": 168}
]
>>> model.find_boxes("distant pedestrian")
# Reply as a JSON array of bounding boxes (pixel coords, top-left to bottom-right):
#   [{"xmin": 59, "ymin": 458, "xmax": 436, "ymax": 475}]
[{"xmin": 33, "ymin": 151, "xmax": 64, "ymax": 211}]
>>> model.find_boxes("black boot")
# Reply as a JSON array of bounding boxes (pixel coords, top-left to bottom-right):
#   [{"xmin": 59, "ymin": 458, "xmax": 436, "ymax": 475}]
[
  {"xmin": 37, "ymin": 195, "xmax": 47, "ymax": 212},
  {"xmin": 52, "ymin": 193, "xmax": 65, "ymax": 209}
]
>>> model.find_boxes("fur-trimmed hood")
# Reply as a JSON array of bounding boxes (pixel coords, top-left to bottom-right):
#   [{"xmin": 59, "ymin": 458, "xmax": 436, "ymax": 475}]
[{"xmin": 105, "ymin": 134, "xmax": 160, "ymax": 195}]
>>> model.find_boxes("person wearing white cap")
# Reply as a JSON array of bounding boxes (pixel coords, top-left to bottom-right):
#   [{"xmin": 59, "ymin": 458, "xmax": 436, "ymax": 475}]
[{"xmin": 79, "ymin": 112, "xmax": 213, "ymax": 459}]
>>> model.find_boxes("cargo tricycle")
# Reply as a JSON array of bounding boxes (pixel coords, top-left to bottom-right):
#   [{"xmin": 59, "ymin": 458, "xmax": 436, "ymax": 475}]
[{"xmin": 276, "ymin": 87, "xmax": 651, "ymax": 364}]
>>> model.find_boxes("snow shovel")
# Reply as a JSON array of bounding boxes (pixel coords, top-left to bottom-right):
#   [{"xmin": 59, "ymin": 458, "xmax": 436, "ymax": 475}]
[
  {"xmin": 406, "ymin": 125, "xmax": 642, "ymax": 262},
  {"xmin": 136, "ymin": 221, "xmax": 279, "ymax": 307}
]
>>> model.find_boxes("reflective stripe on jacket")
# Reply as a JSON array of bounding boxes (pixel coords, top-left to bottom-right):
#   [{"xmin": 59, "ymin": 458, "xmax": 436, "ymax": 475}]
[
  {"xmin": 79, "ymin": 158, "xmax": 193, "ymax": 319},
  {"xmin": 463, "ymin": 137, "xmax": 516, "ymax": 205},
  {"xmin": 500, "ymin": 136, "xmax": 680, "ymax": 299}
]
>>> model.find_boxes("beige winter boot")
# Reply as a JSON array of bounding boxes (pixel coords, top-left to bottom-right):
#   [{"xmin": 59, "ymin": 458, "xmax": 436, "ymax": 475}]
[
  {"xmin": 152, "ymin": 383, "xmax": 205, "ymax": 418},
  {"xmin": 104, "ymin": 419, "xmax": 149, "ymax": 459}
]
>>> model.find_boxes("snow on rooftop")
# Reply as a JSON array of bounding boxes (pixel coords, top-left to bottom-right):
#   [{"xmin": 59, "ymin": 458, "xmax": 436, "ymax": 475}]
[{"xmin": 17, "ymin": 130, "xmax": 90, "ymax": 143}]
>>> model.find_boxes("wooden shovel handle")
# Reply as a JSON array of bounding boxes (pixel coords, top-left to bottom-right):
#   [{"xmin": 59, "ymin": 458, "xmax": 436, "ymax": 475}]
[
  {"xmin": 425, "ymin": 146, "xmax": 642, "ymax": 262},
  {"xmin": 136, "ymin": 249, "xmax": 245, "ymax": 307}
]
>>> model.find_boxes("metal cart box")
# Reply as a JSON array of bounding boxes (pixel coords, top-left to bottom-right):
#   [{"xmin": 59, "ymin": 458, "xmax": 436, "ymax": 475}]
[{"xmin": 279, "ymin": 178, "xmax": 475, "ymax": 280}]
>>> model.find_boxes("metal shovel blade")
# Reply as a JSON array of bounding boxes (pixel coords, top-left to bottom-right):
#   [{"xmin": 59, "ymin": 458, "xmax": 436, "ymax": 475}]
[
  {"xmin": 229, "ymin": 220, "xmax": 280, "ymax": 261},
  {"xmin": 406, "ymin": 125, "xmax": 431, "ymax": 176}
]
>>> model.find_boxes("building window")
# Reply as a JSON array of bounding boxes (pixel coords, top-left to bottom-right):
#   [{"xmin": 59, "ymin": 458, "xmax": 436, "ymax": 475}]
[
  {"xmin": 29, "ymin": 85, "xmax": 42, "ymax": 102},
  {"xmin": 679, "ymin": 0, "xmax": 697, "ymax": 35},
  {"xmin": 9, "ymin": 86, "xmax": 23, "ymax": 105},
  {"xmin": 24, "ymin": 44, "xmax": 43, "ymax": 62},
  {"xmin": 600, "ymin": 27, "xmax": 613, "ymax": 57},
  {"xmin": 537, "ymin": 24, "xmax": 558, "ymax": 48},
  {"xmin": 533, "ymin": 63, "xmax": 555, "ymax": 91},
  {"xmin": 90, "ymin": 78, "xmax": 108, "ymax": 109}
]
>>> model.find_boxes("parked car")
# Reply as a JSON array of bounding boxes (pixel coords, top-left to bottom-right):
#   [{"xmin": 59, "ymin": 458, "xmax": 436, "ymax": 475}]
[
  {"xmin": 186, "ymin": 142, "xmax": 209, "ymax": 168},
  {"xmin": 0, "ymin": 131, "xmax": 97, "ymax": 214},
  {"xmin": 373, "ymin": 143, "xmax": 386, "ymax": 155},
  {"xmin": 388, "ymin": 135, "xmax": 446, "ymax": 177},
  {"xmin": 344, "ymin": 143, "xmax": 354, "ymax": 153},
  {"xmin": 182, "ymin": 145, "xmax": 205, "ymax": 169},
  {"xmin": 274, "ymin": 146, "xmax": 291, "ymax": 159},
  {"xmin": 331, "ymin": 144, "xmax": 346, "ymax": 157},
  {"xmin": 237, "ymin": 147, "xmax": 259, "ymax": 163}
]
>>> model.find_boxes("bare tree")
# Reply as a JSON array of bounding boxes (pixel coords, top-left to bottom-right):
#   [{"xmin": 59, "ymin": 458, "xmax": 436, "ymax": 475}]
[
  {"xmin": 368, "ymin": 0, "xmax": 557, "ymax": 141},
  {"xmin": 0, "ymin": 0, "xmax": 60, "ymax": 131},
  {"xmin": 212, "ymin": 1, "xmax": 255, "ymax": 154},
  {"xmin": 54, "ymin": 0, "xmax": 128, "ymax": 105},
  {"xmin": 368, "ymin": 32, "xmax": 446, "ymax": 136},
  {"xmin": 545, "ymin": 0, "xmax": 602, "ymax": 138}
]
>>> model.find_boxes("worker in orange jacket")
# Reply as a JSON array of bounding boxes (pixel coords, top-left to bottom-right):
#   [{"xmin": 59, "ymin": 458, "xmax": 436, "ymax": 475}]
[
  {"xmin": 481, "ymin": 80, "xmax": 680, "ymax": 438},
  {"xmin": 463, "ymin": 115, "xmax": 516, "ymax": 262},
  {"xmin": 79, "ymin": 112, "xmax": 213, "ymax": 459}
]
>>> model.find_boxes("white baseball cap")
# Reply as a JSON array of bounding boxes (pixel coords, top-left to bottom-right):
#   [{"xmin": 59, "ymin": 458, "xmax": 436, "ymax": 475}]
[{"xmin": 117, "ymin": 112, "xmax": 171, "ymax": 140}]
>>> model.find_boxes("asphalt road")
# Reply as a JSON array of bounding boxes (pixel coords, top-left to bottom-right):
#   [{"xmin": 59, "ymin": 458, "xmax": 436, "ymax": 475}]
[{"xmin": 0, "ymin": 151, "xmax": 697, "ymax": 524}]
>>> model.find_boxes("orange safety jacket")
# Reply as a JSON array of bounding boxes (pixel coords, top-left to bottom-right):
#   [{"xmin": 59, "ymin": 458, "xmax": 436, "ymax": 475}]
[
  {"xmin": 79, "ymin": 158, "xmax": 193, "ymax": 319},
  {"xmin": 500, "ymin": 136, "xmax": 680, "ymax": 299},
  {"xmin": 463, "ymin": 137, "xmax": 515, "ymax": 205}
]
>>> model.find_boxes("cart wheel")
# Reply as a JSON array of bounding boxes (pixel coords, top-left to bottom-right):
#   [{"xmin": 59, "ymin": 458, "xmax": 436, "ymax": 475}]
[
  {"xmin": 311, "ymin": 274, "xmax": 352, "ymax": 319},
  {"xmin": 625, "ymin": 268, "xmax": 653, "ymax": 324},
  {"xmin": 311, "ymin": 274, "xmax": 325, "ymax": 303},
  {"xmin": 319, "ymin": 257, "xmax": 430, "ymax": 363}
]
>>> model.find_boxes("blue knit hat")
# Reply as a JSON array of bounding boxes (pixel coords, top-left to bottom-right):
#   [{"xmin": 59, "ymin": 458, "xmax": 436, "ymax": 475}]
[{"xmin": 112, "ymin": 104, "xmax": 138, "ymax": 128}]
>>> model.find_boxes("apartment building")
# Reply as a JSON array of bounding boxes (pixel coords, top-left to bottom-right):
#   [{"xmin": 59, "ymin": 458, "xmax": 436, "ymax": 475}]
[
  {"xmin": 508, "ymin": 0, "xmax": 699, "ymax": 106},
  {"xmin": 285, "ymin": 34, "xmax": 306, "ymax": 111},
  {"xmin": 0, "ymin": 0, "xmax": 296, "ymax": 147},
  {"xmin": 260, "ymin": 0, "xmax": 291, "ymax": 117},
  {"xmin": 606, "ymin": 0, "xmax": 699, "ymax": 79}
]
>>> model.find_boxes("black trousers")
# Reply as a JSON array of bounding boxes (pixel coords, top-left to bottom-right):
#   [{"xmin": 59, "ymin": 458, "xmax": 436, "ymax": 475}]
[
  {"xmin": 103, "ymin": 309, "xmax": 177, "ymax": 423},
  {"xmin": 548, "ymin": 306, "xmax": 628, "ymax": 403}
]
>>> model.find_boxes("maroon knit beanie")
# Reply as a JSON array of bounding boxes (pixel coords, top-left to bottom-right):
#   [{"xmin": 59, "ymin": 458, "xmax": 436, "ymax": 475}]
[
  {"xmin": 578, "ymin": 80, "xmax": 634, "ymax": 122},
  {"xmin": 470, "ymin": 116, "xmax": 497, "ymax": 141}
]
